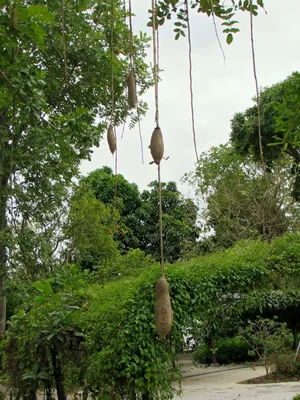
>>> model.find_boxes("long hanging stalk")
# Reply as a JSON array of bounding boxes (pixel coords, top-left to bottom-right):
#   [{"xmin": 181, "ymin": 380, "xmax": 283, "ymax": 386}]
[
  {"xmin": 151, "ymin": 0, "xmax": 164, "ymax": 276},
  {"xmin": 185, "ymin": 0, "xmax": 199, "ymax": 163},
  {"xmin": 249, "ymin": 0, "xmax": 264, "ymax": 170},
  {"xmin": 151, "ymin": 0, "xmax": 172, "ymax": 342},
  {"xmin": 157, "ymin": 163, "xmax": 164, "ymax": 275},
  {"xmin": 128, "ymin": 0, "xmax": 144, "ymax": 164},
  {"xmin": 152, "ymin": 0, "xmax": 159, "ymax": 129},
  {"xmin": 209, "ymin": 0, "xmax": 225, "ymax": 63},
  {"xmin": 110, "ymin": 0, "xmax": 119, "ymax": 217},
  {"xmin": 249, "ymin": 0, "xmax": 267, "ymax": 240},
  {"xmin": 128, "ymin": 0, "xmax": 134, "ymax": 71}
]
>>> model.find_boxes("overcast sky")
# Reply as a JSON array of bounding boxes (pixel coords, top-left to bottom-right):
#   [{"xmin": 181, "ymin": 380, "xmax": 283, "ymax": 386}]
[{"xmin": 81, "ymin": 0, "xmax": 300, "ymax": 196}]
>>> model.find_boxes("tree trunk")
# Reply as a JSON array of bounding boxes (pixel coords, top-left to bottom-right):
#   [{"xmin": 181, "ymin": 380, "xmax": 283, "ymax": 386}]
[
  {"xmin": 0, "ymin": 114, "xmax": 9, "ymax": 334},
  {"xmin": 293, "ymin": 326, "xmax": 298, "ymax": 351},
  {"xmin": 24, "ymin": 386, "xmax": 37, "ymax": 400},
  {"xmin": 210, "ymin": 331, "xmax": 218, "ymax": 365},
  {"xmin": 50, "ymin": 345, "xmax": 66, "ymax": 400},
  {"xmin": 0, "ymin": 182, "xmax": 7, "ymax": 334},
  {"xmin": 0, "ymin": 277, "xmax": 6, "ymax": 334}
]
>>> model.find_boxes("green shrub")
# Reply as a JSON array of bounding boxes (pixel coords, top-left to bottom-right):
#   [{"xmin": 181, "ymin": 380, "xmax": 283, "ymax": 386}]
[
  {"xmin": 193, "ymin": 344, "xmax": 211, "ymax": 364},
  {"xmin": 240, "ymin": 317, "xmax": 293, "ymax": 376},
  {"xmin": 275, "ymin": 353, "xmax": 300, "ymax": 378},
  {"xmin": 292, "ymin": 395, "xmax": 300, "ymax": 400},
  {"xmin": 216, "ymin": 336, "xmax": 255, "ymax": 364},
  {"xmin": 193, "ymin": 336, "xmax": 255, "ymax": 365}
]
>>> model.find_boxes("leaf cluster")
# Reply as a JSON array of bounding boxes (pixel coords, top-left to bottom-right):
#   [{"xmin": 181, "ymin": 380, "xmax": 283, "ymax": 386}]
[{"xmin": 147, "ymin": 0, "xmax": 264, "ymax": 43}]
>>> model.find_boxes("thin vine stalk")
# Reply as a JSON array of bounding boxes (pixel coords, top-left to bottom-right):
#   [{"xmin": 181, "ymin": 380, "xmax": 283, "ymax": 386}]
[
  {"xmin": 152, "ymin": 0, "xmax": 164, "ymax": 275},
  {"xmin": 158, "ymin": 164, "xmax": 165, "ymax": 275},
  {"xmin": 152, "ymin": 0, "xmax": 159, "ymax": 127},
  {"xmin": 185, "ymin": 0, "xmax": 199, "ymax": 162},
  {"xmin": 209, "ymin": 0, "xmax": 226, "ymax": 63},
  {"xmin": 128, "ymin": 0, "xmax": 134, "ymax": 70},
  {"xmin": 249, "ymin": 0, "xmax": 264, "ymax": 170},
  {"xmin": 110, "ymin": 0, "xmax": 119, "ymax": 221},
  {"xmin": 129, "ymin": 0, "xmax": 144, "ymax": 164},
  {"xmin": 137, "ymin": 106, "xmax": 144, "ymax": 164}
]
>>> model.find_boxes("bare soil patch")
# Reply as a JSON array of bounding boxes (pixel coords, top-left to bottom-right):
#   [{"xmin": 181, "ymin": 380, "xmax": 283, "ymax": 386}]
[{"xmin": 239, "ymin": 372, "xmax": 300, "ymax": 384}]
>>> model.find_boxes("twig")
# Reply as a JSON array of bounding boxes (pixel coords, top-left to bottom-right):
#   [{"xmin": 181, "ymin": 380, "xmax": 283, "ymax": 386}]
[{"xmin": 0, "ymin": 69, "xmax": 13, "ymax": 88}]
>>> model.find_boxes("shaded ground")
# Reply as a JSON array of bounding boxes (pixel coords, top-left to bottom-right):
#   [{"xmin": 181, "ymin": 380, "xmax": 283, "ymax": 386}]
[
  {"xmin": 176, "ymin": 353, "xmax": 300, "ymax": 400},
  {"xmin": 241, "ymin": 373, "xmax": 300, "ymax": 384}
]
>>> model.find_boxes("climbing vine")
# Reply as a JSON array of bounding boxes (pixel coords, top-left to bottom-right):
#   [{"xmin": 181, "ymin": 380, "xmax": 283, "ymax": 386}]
[{"xmin": 5, "ymin": 234, "xmax": 300, "ymax": 399}]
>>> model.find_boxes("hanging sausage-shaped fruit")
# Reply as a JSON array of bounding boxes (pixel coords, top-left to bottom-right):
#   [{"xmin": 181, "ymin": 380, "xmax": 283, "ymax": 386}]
[
  {"xmin": 126, "ymin": 70, "xmax": 137, "ymax": 108},
  {"xmin": 155, "ymin": 275, "xmax": 173, "ymax": 339},
  {"xmin": 107, "ymin": 125, "xmax": 116, "ymax": 154},
  {"xmin": 150, "ymin": 127, "xmax": 164, "ymax": 165},
  {"xmin": 10, "ymin": 4, "xmax": 17, "ymax": 31}
]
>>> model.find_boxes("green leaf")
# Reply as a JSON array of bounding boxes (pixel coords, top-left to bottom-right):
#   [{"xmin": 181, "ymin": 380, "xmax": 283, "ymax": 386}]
[
  {"xmin": 38, "ymin": 371, "xmax": 50, "ymax": 381},
  {"xmin": 226, "ymin": 33, "xmax": 233, "ymax": 44},
  {"xmin": 46, "ymin": 333, "xmax": 54, "ymax": 341},
  {"xmin": 32, "ymin": 280, "xmax": 53, "ymax": 295}
]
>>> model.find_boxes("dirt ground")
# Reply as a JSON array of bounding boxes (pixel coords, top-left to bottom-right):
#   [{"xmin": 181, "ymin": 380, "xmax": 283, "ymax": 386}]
[{"xmin": 176, "ymin": 354, "xmax": 300, "ymax": 400}]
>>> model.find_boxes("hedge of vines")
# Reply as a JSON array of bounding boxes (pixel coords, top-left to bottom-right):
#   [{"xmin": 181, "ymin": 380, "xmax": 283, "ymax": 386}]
[{"xmin": 3, "ymin": 233, "xmax": 300, "ymax": 399}]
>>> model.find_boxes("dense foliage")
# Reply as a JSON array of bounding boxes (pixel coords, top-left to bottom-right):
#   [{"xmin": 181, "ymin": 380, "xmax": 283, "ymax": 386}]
[
  {"xmin": 193, "ymin": 336, "xmax": 254, "ymax": 365},
  {"xmin": 230, "ymin": 72, "xmax": 300, "ymax": 199},
  {"xmin": 1, "ymin": 1, "xmax": 299, "ymax": 399},
  {"xmin": 0, "ymin": 0, "xmax": 151, "ymax": 331},
  {"xmin": 77, "ymin": 167, "xmax": 199, "ymax": 263},
  {"xmin": 186, "ymin": 144, "xmax": 300, "ymax": 249},
  {"xmin": 4, "ymin": 233, "xmax": 300, "ymax": 399}
]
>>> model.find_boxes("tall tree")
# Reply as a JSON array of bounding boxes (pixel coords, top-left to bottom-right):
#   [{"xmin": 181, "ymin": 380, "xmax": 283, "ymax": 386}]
[
  {"xmin": 188, "ymin": 144, "xmax": 300, "ymax": 249},
  {"xmin": 81, "ymin": 168, "xmax": 199, "ymax": 262},
  {"xmin": 85, "ymin": 167, "xmax": 143, "ymax": 251},
  {"xmin": 139, "ymin": 181, "xmax": 199, "ymax": 262},
  {"xmin": 230, "ymin": 72, "xmax": 300, "ymax": 199},
  {"xmin": 64, "ymin": 185, "xmax": 119, "ymax": 270},
  {"xmin": 0, "ymin": 0, "xmax": 151, "ymax": 332}
]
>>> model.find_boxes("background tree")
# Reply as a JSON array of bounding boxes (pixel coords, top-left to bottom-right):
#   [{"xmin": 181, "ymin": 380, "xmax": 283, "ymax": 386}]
[
  {"xmin": 64, "ymin": 186, "xmax": 119, "ymax": 270},
  {"xmin": 230, "ymin": 72, "xmax": 300, "ymax": 199},
  {"xmin": 81, "ymin": 168, "xmax": 199, "ymax": 262},
  {"xmin": 85, "ymin": 167, "xmax": 143, "ymax": 251},
  {"xmin": 0, "ymin": 0, "xmax": 151, "ymax": 331},
  {"xmin": 187, "ymin": 144, "xmax": 300, "ymax": 249},
  {"xmin": 139, "ymin": 180, "xmax": 199, "ymax": 262}
]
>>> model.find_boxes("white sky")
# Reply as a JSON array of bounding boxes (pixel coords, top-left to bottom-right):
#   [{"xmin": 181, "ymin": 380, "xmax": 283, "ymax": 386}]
[{"xmin": 80, "ymin": 0, "xmax": 300, "ymax": 196}]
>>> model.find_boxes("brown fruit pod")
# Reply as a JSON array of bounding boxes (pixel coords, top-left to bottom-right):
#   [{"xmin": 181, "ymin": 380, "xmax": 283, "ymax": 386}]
[
  {"xmin": 11, "ymin": 5, "xmax": 17, "ymax": 31},
  {"xmin": 126, "ymin": 70, "xmax": 137, "ymax": 108},
  {"xmin": 155, "ymin": 276, "xmax": 173, "ymax": 339},
  {"xmin": 107, "ymin": 125, "xmax": 116, "ymax": 154},
  {"xmin": 150, "ymin": 127, "xmax": 164, "ymax": 165}
]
